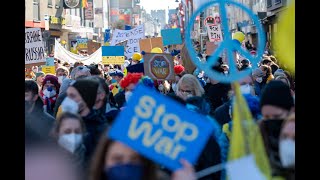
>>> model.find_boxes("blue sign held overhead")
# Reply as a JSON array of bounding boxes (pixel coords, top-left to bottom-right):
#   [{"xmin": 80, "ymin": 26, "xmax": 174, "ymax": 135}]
[
  {"xmin": 161, "ymin": 28, "xmax": 182, "ymax": 46},
  {"xmin": 46, "ymin": 57, "xmax": 55, "ymax": 66},
  {"xmin": 108, "ymin": 84, "xmax": 214, "ymax": 171},
  {"xmin": 102, "ymin": 46, "xmax": 125, "ymax": 56}
]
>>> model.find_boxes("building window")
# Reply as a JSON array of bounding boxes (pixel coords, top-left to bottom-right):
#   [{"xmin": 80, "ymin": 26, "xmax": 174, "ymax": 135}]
[
  {"xmin": 275, "ymin": 0, "xmax": 282, "ymax": 5},
  {"xmin": 267, "ymin": 0, "xmax": 272, "ymax": 8},
  {"xmin": 48, "ymin": 0, "xmax": 53, "ymax": 8},
  {"xmin": 33, "ymin": 0, "xmax": 40, "ymax": 21},
  {"xmin": 55, "ymin": 0, "xmax": 60, "ymax": 8}
]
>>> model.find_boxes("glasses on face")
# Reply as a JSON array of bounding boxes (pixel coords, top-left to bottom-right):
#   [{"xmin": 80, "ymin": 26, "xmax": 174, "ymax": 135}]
[{"xmin": 179, "ymin": 89, "xmax": 193, "ymax": 95}]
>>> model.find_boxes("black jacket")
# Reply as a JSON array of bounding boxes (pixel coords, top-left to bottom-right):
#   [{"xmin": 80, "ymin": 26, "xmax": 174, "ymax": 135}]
[
  {"xmin": 204, "ymin": 83, "xmax": 231, "ymax": 114},
  {"xmin": 82, "ymin": 108, "xmax": 108, "ymax": 163}
]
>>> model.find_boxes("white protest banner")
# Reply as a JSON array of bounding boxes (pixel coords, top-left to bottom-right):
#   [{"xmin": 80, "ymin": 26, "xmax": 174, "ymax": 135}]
[
  {"xmin": 110, "ymin": 25, "xmax": 145, "ymax": 59},
  {"xmin": 25, "ymin": 28, "xmax": 46, "ymax": 65},
  {"xmin": 206, "ymin": 24, "xmax": 223, "ymax": 43}
]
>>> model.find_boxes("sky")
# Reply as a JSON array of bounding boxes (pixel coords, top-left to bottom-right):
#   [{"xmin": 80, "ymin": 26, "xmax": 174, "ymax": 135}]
[{"xmin": 139, "ymin": 0, "xmax": 180, "ymax": 13}]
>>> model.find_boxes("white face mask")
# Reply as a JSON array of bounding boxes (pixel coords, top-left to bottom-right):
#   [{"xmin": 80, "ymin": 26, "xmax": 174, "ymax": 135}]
[
  {"xmin": 240, "ymin": 84, "xmax": 251, "ymax": 94},
  {"xmin": 256, "ymin": 77, "xmax": 263, "ymax": 83},
  {"xmin": 58, "ymin": 76, "xmax": 66, "ymax": 84},
  {"xmin": 58, "ymin": 133, "xmax": 83, "ymax": 153},
  {"xmin": 125, "ymin": 91, "xmax": 133, "ymax": 102},
  {"xmin": 279, "ymin": 139, "xmax": 295, "ymax": 168},
  {"xmin": 224, "ymin": 71, "xmax": 228, "ymax": 75},
  {"xmin": 61, "ymin": 97, "xmax": 79, "ymax": 114},
  {"xmin": 43, "ymin": 89, "xmax": 56, "ymax": 98}
]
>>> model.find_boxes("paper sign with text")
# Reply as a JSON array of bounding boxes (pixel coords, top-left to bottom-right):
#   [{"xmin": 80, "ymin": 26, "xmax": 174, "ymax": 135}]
[
  {"xmin": 110, "ymin": 25, "xmax": 145, "ymax": 59},
  {"xmin": 143, "ymin": 53, "xmax": 174, "ymax": 80},
  {"xmin": 25, "ymin": 28, "xmax": 45, "ymax": 64},
  {"xmin": 102, "ymin": 46, "xmax": 125, "ymax": 64},
  {"xmin": 108, "ymin": 84, "xmax": 214, "ymax": 171},
  {"xmin": 206, "ymin": 24, "xmax": 223, "ymax": 42},
  {"xmin": 42, "ymin": 66, "xmax": 56, "ymax": 74},
  {"xmin": 161, "ymin": 28, "xmax": 182, "ymax": 46}
]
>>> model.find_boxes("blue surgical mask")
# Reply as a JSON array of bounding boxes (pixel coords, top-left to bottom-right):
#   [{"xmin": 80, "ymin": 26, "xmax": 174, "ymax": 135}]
[{"xmin": 104, "ymin": 164, "xmax": 143, "ymax": 180}]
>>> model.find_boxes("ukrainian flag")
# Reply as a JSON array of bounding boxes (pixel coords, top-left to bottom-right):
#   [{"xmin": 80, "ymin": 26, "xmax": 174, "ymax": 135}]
[{"xmin": 227, "ymin": 82, "xmax": 272, "ymax": 179}]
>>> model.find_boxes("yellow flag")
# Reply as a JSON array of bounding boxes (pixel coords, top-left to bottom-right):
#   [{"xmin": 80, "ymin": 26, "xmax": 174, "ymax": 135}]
[
  {"xmin": 273, "ymin": 0, "xmax": 295, "ymax": 73},
  {"xmin": 228, "ymin": 83, "xmax": 272, "ymax": 179}
]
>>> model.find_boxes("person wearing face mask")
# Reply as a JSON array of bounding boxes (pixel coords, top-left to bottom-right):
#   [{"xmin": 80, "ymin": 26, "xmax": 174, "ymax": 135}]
[
  {"xmin": 40, "ymin": 75, "xmax": 60, "ymax": 116},
  {"xmin": 89, "ymin": 129, "xmax": 196, "ymax": 180},
  {"xmin": 52, "ymin": 112, "xmax": 87, "ymax": 172},
  {"xmin": 258, "ymin": 80, "xmax": 294, "ymax": 178},
  {"xmin": 56, "ymin": 66, "xmax": 69, "ymax": 84},
  {"xmin": 278, "ymin": 113, "xmax": 295, "ymax": 180},
  {"xmin": 175, "ymin": 74, "xmax": 205, "ymax": 102},
  {"xmin": 25, "ymin": 80, "xmax": 55, "ymax": 140},
  {"xmin": 53, "ymin": 66, "xmax": 92, "ymax": 118},
  {"xmin": 251, "ymin": 68, "xmax": 266, "ymax": 97},
  {"xmin": 63, "ymin": 79, "xmax": 102, "ymax": 163}
]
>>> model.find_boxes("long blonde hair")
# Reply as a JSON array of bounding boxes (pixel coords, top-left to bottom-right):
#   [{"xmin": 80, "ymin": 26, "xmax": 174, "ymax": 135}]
[{"xmin": 176, "ymin": 74, "xmax": 205, "ymax": 97}]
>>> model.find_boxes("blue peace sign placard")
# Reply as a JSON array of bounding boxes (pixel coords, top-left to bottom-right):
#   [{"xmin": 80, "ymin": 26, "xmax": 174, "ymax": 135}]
[{"xmin": 185, "ymin": 0, "xmax": 266, "ymax": 83}]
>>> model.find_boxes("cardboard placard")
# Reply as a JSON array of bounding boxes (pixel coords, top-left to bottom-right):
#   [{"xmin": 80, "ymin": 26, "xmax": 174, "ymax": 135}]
[
  {"xmin": 87, "ymin": 40, "xmax": 101, "ymax": 55},
  {"xmin": 108, "ymin": 84, "xmax": 214, "ymax": 171},
  {"xmin": 143, "ymin": 53, "xmax": 175, "ymax": 80},
  {"xmin": 25, "ymin": 28, "xmax": 45, "ymax": 65},
  {"xmin": 139, "ymin": 37, "xmax": 164, "ymax": 53},
  {"xmin": 180, "ymin": 44, "xmax": 196, "ymax": 74},
  {"xmin": 205, "ymin": 41, "xmax": 218, "ymax": 55}
]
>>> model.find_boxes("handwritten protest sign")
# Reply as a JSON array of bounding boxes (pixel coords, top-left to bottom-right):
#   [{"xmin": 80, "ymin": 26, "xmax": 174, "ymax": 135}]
[
  {"xmin": 110, "ymin": 25, "xmax": 145, "ymax": 59},
  {"xmin": 108, "ymin": 84, "xmax": 214, "ymax": 171},
  {"xmin": 206, "ymin": 24, "xmax": 223, "ymax": 42},
  {"xmin": 76, "ymin": 38, "xmax": 88, "ymax": 49},
  {"xmin": 25, "ymin": 28, "xmax": 45, "ymax": 65},
  {"xmin": 143, "ymin": 53, "xmax": 174, "ymax": 80},
  {"xmin": 102, "ymin": 46, "xmax": 125, "ymax": 65},
  {"xmin": 161, "ymin": 28, "xmax": 182, "ymax": 46},
  {"xmin": 42, "ymin": 66, "xmax": 56, "ymax": 74}
]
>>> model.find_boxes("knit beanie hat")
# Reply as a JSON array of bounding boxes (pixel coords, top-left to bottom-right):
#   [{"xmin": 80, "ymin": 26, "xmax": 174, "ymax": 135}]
[
  {"xmin": 71, "ymin": 79, "xmax": 99, "ymax": 109},
  {"xmin": 252, "ymin": 68, "xmax": 264, "ymax": 78},
  {"xmin": 42, "ymin": 75, "xmax": 60, "ymax": 93},
  {"xmin": 35, "ymin": 71, "xmax": 45, "ymax": 79},
  {"xmin": 274, "ymin": 69, "xmax": 286, "ymax": 79},
  {"xmin": 260, "ymin": 80, "xmax": 294, "ymax": 111}
]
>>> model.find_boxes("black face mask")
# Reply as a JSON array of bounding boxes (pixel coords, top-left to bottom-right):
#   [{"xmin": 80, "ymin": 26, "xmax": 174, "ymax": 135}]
[
  {"xmin": 260, "ymin": 119, "xmax": 285, "ymax": 167},
  {"xmin": 25, "ymin": 100, "xmax": 34, "ymax": 112}
]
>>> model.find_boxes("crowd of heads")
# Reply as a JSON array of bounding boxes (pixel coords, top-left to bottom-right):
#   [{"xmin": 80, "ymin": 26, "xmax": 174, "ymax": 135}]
[{"xmin": 25, "ymin": 39, "xmax": 295, "ymax": 180}]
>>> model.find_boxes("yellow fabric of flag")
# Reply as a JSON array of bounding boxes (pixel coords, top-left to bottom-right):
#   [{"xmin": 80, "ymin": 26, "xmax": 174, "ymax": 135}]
[{"xmin": 227, "ymin": 83, "xmax": 272, "ymax": 179}]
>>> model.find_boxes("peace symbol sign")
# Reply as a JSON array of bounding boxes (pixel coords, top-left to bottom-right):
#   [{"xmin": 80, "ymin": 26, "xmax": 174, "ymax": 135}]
[{"xmin": 185, "ymin": 0, "xmax": 266, "ymax": 83}]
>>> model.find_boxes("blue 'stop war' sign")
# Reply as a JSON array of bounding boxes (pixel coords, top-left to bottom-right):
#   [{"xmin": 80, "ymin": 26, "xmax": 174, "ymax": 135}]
[{"xmin": 108, "ymin": 84, "xmax": 214, "ymax": 171}]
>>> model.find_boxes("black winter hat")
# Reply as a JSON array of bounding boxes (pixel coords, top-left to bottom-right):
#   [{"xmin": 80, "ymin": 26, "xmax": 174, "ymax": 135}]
[
  {"xmin": 71, "ymin": 79, "xmax": 99, "ymax": 109},
  {"xmin": 260, "ymin": 80, "xmax": 294, "ymax": 111}
]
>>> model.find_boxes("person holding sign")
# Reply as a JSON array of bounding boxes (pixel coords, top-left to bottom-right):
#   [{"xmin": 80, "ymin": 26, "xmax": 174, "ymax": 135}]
[{"xmin": 89, "ymin": 129, "xmax": 197, "ymax": 180}]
